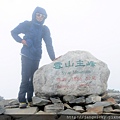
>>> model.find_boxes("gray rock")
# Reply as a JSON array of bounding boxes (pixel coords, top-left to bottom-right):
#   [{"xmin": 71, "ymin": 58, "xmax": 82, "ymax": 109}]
[
  {"xmin": 50, "ymin": 97, "xmax": 62, "ymax": 103},
  {"xmin": 36, "ymin": 110, "xmax": 56, "ymax": 114},
  {"xmin": 86, "ymin": 101, "xmax": 114, "ymax": 109},
  {"xmin": 0, "ymin": 105, "xmax": 5, "ymax": 114},
  {"xmin": 86, "ymin": 95, "xmax": 101, "ymax": 104},
  {"xmin": 32, "ymin": 96, "xmax": 51, "ymax": 106},
  {"xmin": 63, "ymin": 95, "xmax": 76, "ymax": 103},
  {"xmin": 8, "ymin": 99, "xmax": 19, "ymax": 106},
  {"xmin": 44, "ymin": 103, "xmax": 64, "ymax": 113},
  {"xmin": 69, "ymin": 96, "xmax": 86, "ymax": 104},
  {"xmin": 58, "ymin": 109, "xmax": 81, "ymax": 115},
  {"xmin": 103, "ymin": 106, "xmax": 113, "ymax": 113},
  {"xmin": 107, "ymin": 93, "xmax": 120, "ymax": 99},
  {"xmin": 33, "ymin": 50, "xmax": 110, "ymax": 97},
  {"xmin": 5, "ymin": 99, "xmax": 19, "ymax": 108},
  {"xmin": 64, "ymin": 103, "xmax": 72, "ymax": 109},
  {"xmin": 0, "ymin": 99, "xmax": 14, "ymax": 107},
  {"xmin": 73, "ymin": 106, "xmax": 85, "ymax": 113},
  {"xmin": 110, "ymin": 109, "xmax": 120, "ymax": 113}
]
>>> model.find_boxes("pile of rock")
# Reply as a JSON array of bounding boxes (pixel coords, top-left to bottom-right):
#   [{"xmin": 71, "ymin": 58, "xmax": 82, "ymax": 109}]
[{"xmin": 1, "ymin": 90, "xmax": 120, "ymax": 119}]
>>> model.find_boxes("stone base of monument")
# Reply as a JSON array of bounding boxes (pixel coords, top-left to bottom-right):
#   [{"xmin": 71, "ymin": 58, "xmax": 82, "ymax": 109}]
[{"xmin": 1, "ymin": 89, "xmax": 120, "ymax": 120}]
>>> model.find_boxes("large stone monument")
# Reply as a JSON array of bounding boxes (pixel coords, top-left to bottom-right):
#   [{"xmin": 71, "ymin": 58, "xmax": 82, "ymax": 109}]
[{"xmin": 33, "ymin": 50, "xmax": 110, "ymax": 98}]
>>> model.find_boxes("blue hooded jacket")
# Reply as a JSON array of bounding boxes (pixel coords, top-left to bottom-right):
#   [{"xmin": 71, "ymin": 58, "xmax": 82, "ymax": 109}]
[{"xmin": 11, "ymin": 7, "xmax": 55, "ymax": 61}]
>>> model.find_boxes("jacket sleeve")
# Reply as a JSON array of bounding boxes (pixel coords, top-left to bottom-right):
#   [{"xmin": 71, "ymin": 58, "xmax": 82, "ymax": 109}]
[
  {"xmin": 11, "ymin": 21, "xmax": 32, "ymax": 45},
  {"xmin": 42, "ymin": 25, "xmax": 55, "ymax": 61}
]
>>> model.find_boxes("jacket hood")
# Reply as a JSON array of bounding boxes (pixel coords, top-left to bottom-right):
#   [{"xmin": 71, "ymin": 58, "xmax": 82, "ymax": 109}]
[{"xmin": 32, "ymin": 6, "xmax": 47, "ymax": 25}]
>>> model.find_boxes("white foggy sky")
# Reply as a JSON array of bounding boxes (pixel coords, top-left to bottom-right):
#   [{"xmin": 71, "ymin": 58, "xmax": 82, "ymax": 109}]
[{"xmin": 0, "ymin": 0, "xmax": 120, "ymax": 99}]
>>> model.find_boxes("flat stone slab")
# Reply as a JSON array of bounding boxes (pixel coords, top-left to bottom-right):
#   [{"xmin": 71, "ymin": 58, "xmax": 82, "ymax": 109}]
[
  {"xmin": 58, "ymin": 109, "xmax": 81, "ymax": 115},
  {"xmin": 36, "ymin": 110, "xmax": 56, "ymax": 115},
  {"xmin": 110, "ymin": 109, "xmax": 120, "ymax": 113},
  {"xmin": 4, "ymin": 107, "xmax": 38, "ymax": 114},
  {"xmin": 44, "ymin": 103, "xmax": 64, "ymax": 113}
]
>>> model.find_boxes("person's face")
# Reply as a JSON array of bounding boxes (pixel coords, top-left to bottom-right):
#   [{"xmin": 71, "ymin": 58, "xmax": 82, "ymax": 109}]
[{"xmin": 36, "ymin": 13, "xmax": 46, "ymax": 22}]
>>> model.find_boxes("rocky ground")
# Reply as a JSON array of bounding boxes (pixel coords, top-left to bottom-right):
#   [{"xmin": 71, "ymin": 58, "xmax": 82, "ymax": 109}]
[{"xmin": 0, "ymin": 89, "xmax": 120, "ymax": 120}]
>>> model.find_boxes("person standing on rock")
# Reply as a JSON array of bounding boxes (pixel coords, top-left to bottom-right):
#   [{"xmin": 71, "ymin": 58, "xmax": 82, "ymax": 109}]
[{"xmin": 11, "ymin": 6, "xmax": 56, "ymax": 108}]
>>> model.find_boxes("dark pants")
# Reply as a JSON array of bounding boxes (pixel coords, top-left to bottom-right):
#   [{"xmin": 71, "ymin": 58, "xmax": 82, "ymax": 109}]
[{"xmin": 18, "ymin": 56, "xmax": 40, "ymax": 103}]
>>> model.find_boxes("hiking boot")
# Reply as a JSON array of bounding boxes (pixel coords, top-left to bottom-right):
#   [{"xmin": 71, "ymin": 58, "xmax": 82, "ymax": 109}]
[
  {"xmin": 19, "ymin": 103, "xmax": 27, "ymax": 109},
  {"xmin": 28, "ymin": 102, "xmax": 34, "ymax": 107}
]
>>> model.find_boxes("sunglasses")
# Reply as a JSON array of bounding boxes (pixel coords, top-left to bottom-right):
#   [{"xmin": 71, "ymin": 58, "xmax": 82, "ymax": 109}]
[{"xmin": 36, "ymin": 13, "xmax": 46, "ymax": 18}]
